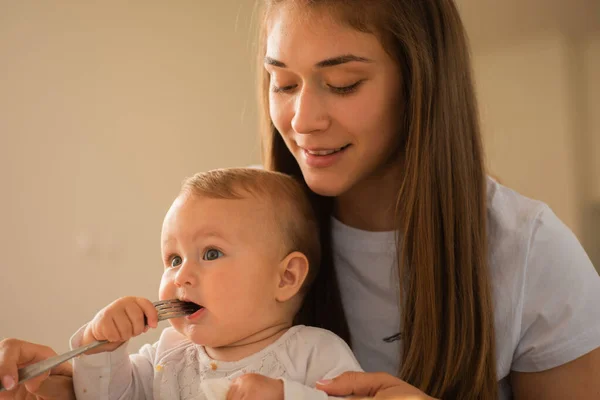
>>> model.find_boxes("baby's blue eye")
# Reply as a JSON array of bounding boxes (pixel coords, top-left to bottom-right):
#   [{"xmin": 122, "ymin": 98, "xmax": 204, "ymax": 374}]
[
  {"xmin": 170, "ymin": 256, "xmax": 182, "ymax": 267},
  {"xmin": 203, "ymin": 249, "xmax": 223, "ymax": 261}
]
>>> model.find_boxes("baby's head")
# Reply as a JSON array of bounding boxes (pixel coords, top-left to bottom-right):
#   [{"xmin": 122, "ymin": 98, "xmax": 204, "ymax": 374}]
[{"xmin": 158, "ymin": 167, "xmax": 320, "ymax": 349}]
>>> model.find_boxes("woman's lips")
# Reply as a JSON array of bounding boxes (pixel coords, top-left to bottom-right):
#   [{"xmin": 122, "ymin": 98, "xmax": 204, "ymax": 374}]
[
  {"xmin": 304, "ymin": 144, "xmax": 349, "ymax": 156},
  {"xmin": 301, "ymin": 144, "xmax": 351, "ymax": 168}
]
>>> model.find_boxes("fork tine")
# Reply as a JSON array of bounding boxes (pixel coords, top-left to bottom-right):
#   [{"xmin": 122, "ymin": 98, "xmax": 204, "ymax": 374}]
[
  {"xmin": 153, "ymin": 299, "xmax": 200, "ymax": 309},
  {"xmin": 155, "ymin": 301, "xmax": 193, "ymax": 308},
  {"xmin": 155, "ymin": 304, "xmax": 199, "ymax": 312},
  {"xmin": 144, "ymin": 308, "xmax": 198, "ymax": 325},
  {"xmin": 157, "ymin": 310, "xmax": 196, "ymax": 322},
  {"xmin": 158, "ymin": 309, "xmax": 196, "ymax": 316},
  {"xmin": 152, "ymin": 299, "xmax": 184, "ymax": 307}
]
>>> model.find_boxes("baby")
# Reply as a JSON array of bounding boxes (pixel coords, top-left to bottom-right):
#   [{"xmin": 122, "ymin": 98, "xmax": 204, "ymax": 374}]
[{"xmin": 71, "ymin": 168, "xmax": 362, "ymax": 400}]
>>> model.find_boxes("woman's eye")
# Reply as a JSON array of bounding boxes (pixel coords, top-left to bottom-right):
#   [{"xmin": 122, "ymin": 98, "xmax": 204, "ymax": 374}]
[
  {"xmin": 203, "ymin": 248, "xmax": 224, "ymax": 261},
  {"xmin": 170, "ymin": 256, "xmax": 182, "ymax": 268},
  {"xmin": 271, "ymin": 84, "xmax": 297, "ymax": 93},
  {"xmin": 328, "ymin": 80, "xmax": 364, "ymax": 95}
]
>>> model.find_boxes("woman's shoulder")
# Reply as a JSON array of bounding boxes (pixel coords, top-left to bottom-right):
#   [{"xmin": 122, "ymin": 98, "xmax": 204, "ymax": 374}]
[
  {"xmin": 484, "ymin": 175, "xmax": 591, "ymax": 294},
  {"xmin": 484, "ymin": 176, "xmax": 577, "ymax": 270},
  {"xmin": 485, "ymin": 176, "xmax": 549, "ymax": 242},
  {"xmin": 485, "ymin": 177, "xmax": 600, "ymax": 376}
]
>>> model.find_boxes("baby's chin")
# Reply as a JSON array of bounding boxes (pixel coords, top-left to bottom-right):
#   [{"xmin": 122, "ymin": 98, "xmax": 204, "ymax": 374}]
[{"xmin": 171, "ymin": 322, "xmax": 215, "ymax": 345}]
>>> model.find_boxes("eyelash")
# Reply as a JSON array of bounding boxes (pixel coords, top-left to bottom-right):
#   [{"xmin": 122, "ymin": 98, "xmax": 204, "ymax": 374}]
[{"xmin": 271, "ymin": 80, "xmax": 364, "ymax": 96}]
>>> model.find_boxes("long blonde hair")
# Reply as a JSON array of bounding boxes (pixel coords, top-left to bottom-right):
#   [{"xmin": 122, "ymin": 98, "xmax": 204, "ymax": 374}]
[{"xmin": 257, "ymin": 1, "xmax": 497, "ymax": 398}]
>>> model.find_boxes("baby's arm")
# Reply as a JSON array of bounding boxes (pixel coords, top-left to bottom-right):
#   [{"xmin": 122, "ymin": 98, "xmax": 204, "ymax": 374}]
[
  {"xmin": 72, "ymin": 297, "xmax": 160, "ymax": 400},
  {"xmin": 80, "ymin": 296, "xmax": 159, "ymax": 354}
]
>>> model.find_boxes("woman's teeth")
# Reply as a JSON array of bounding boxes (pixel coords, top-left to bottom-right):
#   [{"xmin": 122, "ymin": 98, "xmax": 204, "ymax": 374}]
[{"xmin": 306, "ymin": 145, "xmax": 348, "ymax": 156}]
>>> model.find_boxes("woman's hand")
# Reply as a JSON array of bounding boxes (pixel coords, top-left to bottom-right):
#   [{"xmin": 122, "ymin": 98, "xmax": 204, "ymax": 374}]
[
  {"xmin": 316, "ymin": 371, "xmax": 437, "ymax": 400},
  {"xmin": 0, "ymin": 338, "xmax": 75, "ymax": 400}
]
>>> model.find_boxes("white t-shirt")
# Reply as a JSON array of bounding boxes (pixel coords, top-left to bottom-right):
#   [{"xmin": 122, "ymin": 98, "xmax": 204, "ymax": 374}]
[
  {"xmin": 71, "ymin": 325, "xmax": 362, "ymax": 400},
  {"xmin": 333, "ymin": 177, "xmax": 600, "ymax": 399}
]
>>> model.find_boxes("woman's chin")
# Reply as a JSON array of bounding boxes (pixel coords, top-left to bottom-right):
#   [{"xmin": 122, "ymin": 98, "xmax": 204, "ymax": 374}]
[{"xmin": 303, "ymin": 174, "xmax": 349, "ymax": 197}]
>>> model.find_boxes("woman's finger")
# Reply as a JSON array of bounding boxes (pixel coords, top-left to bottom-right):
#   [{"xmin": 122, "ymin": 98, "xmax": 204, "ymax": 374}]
[
  {"xmin": 25, "ymin": 374, "xmax": 76, "ymax": 400},
  {"xmin": 316, "ymin": 371, "xmax": 404, "ymax": 397},
  {"xmin": 0, "ymin": 338, "xmax": 71, "ymax": 393}
]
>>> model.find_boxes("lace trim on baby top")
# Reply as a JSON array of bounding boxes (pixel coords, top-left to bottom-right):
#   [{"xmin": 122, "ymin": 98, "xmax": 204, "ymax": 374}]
[{"xmin": 157, "ymin": 327, "xmax": 303, "ymax": 400}]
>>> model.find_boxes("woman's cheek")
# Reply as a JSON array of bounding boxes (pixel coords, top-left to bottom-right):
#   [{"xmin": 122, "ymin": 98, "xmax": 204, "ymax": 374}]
[{"xmin": 270, "ymin": 96, "xmax": 293, "ymax": 131}]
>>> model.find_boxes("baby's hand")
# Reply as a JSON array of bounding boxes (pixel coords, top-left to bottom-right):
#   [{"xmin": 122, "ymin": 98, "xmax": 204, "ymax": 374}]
[{"xmin": 80, "ymin": 297, "xmax": 158, "ymax": 354}]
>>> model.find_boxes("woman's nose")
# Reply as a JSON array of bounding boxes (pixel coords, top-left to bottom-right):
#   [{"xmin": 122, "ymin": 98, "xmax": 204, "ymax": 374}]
[
  {"xmin": 291, "ymin": 87, "xmax": 330, "ymax": 134},
  {"xmin": 173, "ymin": 261, "xmax": 197, "ymax": 287}
]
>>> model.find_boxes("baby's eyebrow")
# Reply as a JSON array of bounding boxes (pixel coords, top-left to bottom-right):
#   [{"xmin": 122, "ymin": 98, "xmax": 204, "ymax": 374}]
[
  {"xmin": 192, "ymin": 230, "xmax": 225, "ymax": 240},
  {"xmin": 161, "ymin": 237, "xmax": 176, "ymax": 247}
]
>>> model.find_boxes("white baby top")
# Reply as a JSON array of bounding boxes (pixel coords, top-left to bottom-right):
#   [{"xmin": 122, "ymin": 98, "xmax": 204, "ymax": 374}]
[{"xmin": 71, "ymin": 325, "xmax": 362, "ymax": 400}]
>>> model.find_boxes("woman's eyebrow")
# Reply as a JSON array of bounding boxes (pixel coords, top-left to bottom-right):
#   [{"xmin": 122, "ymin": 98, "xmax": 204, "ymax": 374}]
[{"xmin": 264, "ymin": 54, "xmax": 373, "ymax": 68}]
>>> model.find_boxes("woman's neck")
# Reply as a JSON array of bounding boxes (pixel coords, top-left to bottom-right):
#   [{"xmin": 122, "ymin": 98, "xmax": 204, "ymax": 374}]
[{"xmin": 334, "ymin": 161, "xmax": 403, "ymax": 232}]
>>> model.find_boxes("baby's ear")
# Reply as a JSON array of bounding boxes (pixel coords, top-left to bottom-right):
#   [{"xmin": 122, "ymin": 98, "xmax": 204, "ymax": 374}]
[{"xmin": 275, "ymin": 251, "xmax": 309, "ymax": 302}]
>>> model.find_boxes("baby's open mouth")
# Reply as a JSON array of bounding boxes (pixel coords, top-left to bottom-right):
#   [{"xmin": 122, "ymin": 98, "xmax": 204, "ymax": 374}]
[
  {"xmin": 180, "ymin": 301, "xmax": 203, "ymax": 315},
  {"xmin": 181, "ymin": 301, "xmax": 206, "ymax": 320}
]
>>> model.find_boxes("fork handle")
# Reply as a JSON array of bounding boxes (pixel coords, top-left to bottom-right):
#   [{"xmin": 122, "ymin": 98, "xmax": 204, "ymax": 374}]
[{"xmin": 0, "ymin": 339, "xmax": 108, "ymax": 393}]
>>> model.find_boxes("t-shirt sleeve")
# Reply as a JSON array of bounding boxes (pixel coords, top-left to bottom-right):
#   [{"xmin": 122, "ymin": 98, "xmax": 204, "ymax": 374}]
[{"xmin": 511, "ymin": 205, "xmax": 600, "ymax": 372}]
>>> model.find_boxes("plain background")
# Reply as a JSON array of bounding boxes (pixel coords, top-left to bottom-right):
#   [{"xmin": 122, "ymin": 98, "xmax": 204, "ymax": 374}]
[{"xmin": 1, "ymin": 0, "xmax": 598, "ymax": 353}]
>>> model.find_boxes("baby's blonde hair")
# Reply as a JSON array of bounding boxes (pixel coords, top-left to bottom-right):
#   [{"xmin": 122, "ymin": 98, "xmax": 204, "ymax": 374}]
[{"xmin": 180, "ymin": 167, "xmax": 321, "ymax": 291}]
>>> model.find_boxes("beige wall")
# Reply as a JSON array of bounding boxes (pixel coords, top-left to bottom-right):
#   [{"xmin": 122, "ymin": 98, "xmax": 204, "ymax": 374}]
[
  {"xmin": 0, "ymin": 2, "xmax": 597, "ymax": 353},
  {"xmin": 0, "ymin": 2, "xmax": 260, "ymax": 352},
  {"xmin": 475, "ymin": 34, "xmax": 580, "ymax": 233},
  {"xmin": 472, "ymin": 31, "xmax": 599, "ymax": 266},
  {"xmin": 587, "ymin": 36, "xmax": 600, "ymax": 202},
  {"xmin": 583, "ymin": 35, "xmax": 600, "ymax": 266}
]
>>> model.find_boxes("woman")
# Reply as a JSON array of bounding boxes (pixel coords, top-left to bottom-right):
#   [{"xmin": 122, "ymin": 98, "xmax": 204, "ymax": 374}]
[{"xmin": 1, "ymin": 1, "xmax": 599, "ymax": 399}]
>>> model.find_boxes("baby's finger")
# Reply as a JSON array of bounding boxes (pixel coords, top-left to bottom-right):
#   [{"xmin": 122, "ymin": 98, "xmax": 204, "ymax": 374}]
[
  {"xmin": 111, "ymin": 311, "xmax": 134, "ymax": 342},
  {"xmin": 90, "ymin": 320, "xmax": 107, "ymax": 342},
  {"xmin": 136, "ymin": 297, "xmax": 159, "ymax": 328},
  {"xmin": 124, "ymin": 303, "xmax": 146, "ymax": 337},
  {"xmin": 99, "ymin": 317, "xmax": 122, "ymax": 343}
]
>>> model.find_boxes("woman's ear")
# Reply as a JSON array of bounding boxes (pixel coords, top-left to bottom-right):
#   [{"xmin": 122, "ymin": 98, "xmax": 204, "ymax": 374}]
[{"xmin": 275, "ymin": 251, "xmax": 309, "ymax": 302}]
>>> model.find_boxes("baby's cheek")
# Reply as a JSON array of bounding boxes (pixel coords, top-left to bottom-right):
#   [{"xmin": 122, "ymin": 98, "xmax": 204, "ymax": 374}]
[{"xmin": 158, "ymin": 274, "xmax": 174, "ymax": 300}]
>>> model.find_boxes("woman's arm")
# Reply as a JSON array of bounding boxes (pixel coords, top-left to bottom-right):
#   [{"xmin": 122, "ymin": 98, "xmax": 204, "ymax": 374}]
[{"xmin": 511, "ymin": 347, "xmax": 600, "ymax": 400}]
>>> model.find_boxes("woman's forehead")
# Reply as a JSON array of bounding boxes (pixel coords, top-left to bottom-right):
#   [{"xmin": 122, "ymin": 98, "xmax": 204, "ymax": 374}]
[{"xmin": 265, "ymin": 7, "xmax": 384, "ymax": 68}]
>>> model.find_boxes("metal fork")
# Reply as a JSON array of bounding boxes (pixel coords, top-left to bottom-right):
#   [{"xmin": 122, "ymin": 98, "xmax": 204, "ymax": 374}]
[{"xmin": 0, "ymin": 299, "xmax": 199, "ymax": 392}]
